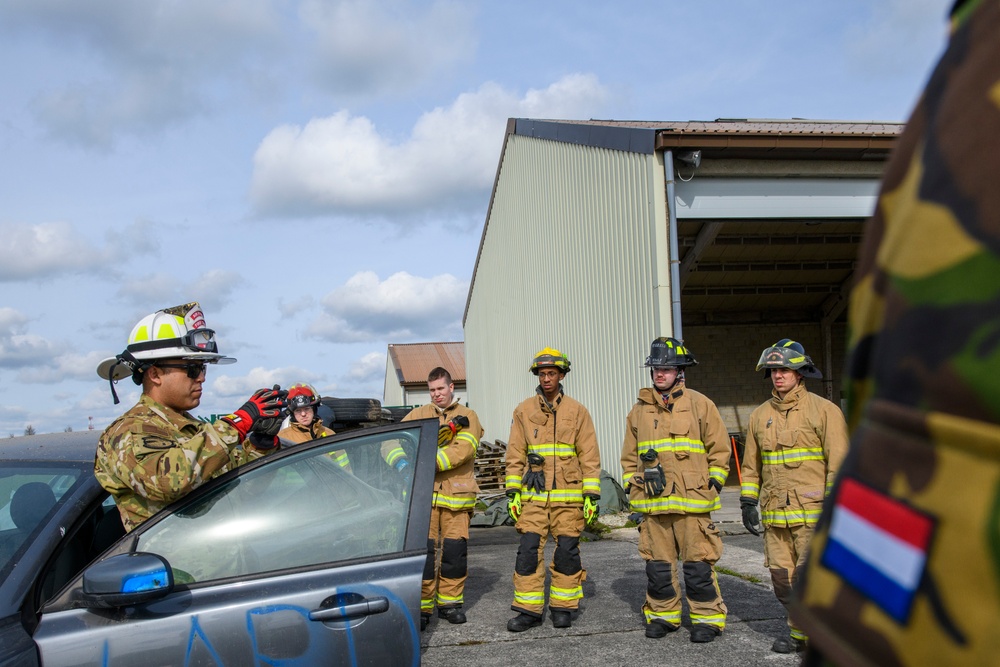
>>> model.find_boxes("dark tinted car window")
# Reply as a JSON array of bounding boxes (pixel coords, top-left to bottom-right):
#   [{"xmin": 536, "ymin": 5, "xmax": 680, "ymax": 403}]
[{"xmin": 0, "ymin": 468, "xmax": 83, "ymax": 575}]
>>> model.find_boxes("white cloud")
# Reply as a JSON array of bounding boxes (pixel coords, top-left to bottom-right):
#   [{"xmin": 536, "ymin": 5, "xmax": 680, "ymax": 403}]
[
  {"xmin": 20, "ymin": 350, "xmax": 107, "ymax": 384},
  {"xmin": 0, "ymin": 307, "xmax": 65, "ymax": 368},
  {"xmin": 307, "ymin": 271, "xmax": 467, "ymax": 342},
  {"xmin": 277, "ymin": 295, "xmax": 315, "ymax": 318},
  {"xmin": 301, "ymin": 0, "xmax": 475, "ymax": 96},
  {"xmin": 210, "ymin": 366, "xmax": 325, "ymax": 399},
  {"xmin": 346, "ymin": 351, "xmax": 385, "ymax": 382},
  {"xmin": 0, "ymin": 222, "xmax": 113, "ymax": 281},
  {"xmin": 116, "ymin": 269, "xmax": 244, "ymax": 313},
  {"xmin": 250, "ymin": 74, "xmax": 611, "ymax": 218}
]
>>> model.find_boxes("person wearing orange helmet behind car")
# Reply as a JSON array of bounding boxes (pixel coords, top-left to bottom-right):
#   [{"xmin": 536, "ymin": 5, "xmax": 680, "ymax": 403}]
[
  {"xmin": 278, "ymin": 383, "xmax": 350, "ymax": 471},
  {"xmin": 95, "ymin": 302, "xmax": 287, "ymax": 531}
]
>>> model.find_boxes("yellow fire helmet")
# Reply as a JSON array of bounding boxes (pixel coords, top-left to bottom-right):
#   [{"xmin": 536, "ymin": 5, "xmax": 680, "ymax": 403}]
[{"xmin": 530, "ymin": 347, "xmax": 571, "ymax": 375}]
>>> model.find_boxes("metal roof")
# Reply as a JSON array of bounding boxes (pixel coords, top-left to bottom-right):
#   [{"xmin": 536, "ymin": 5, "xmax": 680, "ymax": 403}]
[{"xmin": 387, "ymin": 342, "xmax": 466, "ymax": 386}]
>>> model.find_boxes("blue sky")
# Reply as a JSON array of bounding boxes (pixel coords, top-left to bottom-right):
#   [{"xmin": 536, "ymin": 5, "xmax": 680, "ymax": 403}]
[{"xmin": 0, "ymin": 0, "xmax": 952, "ymax": 435}]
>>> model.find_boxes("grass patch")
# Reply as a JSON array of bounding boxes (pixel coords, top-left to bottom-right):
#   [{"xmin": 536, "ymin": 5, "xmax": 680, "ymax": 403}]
[{"xmin": 716, "ymin": 566, "xmax": 762, "ymax": 584}]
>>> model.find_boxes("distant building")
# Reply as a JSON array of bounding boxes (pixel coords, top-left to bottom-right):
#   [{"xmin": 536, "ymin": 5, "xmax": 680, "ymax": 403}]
[
  {"xmin": 383, "ymin": 342, "xmax": 467, "ymax": 408},
  {"xmin": 464, "ymin": 118, "xmax": 901, "ymax": 480}
]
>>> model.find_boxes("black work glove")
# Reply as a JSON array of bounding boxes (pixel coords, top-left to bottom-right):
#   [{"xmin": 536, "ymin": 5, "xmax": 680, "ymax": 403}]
[
  {"xmin": 222, "ymin": 385, "xmax": 288, "ymax": 440},
  {"xmin": 247, "ymin": 431, "xmax": 279, "ymax": 451},
  {"xmin": 522, "ymin": 453, "xmax": 546, "ymax": 493},
  {"xmin": 740, "ymin": 496, "xmax": 762, "ymax": 536},
  {"xmin": 708, "ymin": 478, "xmax": 723, "ymax": 494},
  {"xmin": 643, "ymin": 465, "xmax": 665, "ymax": 496},
  {"xmin": 437, "ymin": 415, "xmax": 471, "ymax": 446}
]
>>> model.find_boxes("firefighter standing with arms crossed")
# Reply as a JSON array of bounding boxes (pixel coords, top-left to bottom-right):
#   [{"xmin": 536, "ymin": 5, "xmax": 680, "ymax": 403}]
[
  {"xmin": 739, "ymin": 339, "xmax": 848, "ymax": 653},
  {"xmin": 505, "ymin": 348, "xmax": 601, "ymax": 632},
  {"xmin": 621, "ymin": 337, "xmax": 731, "ymax": 643},
  {"xmin": 401, "ymin": 367, "xmax": 483, "ymax": 631}
]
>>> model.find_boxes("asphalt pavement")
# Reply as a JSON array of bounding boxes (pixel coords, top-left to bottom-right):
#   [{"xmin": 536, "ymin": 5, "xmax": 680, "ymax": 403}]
[{"xmin": 420, "ymin": 488, "xmax": 801, "ymax": 667}]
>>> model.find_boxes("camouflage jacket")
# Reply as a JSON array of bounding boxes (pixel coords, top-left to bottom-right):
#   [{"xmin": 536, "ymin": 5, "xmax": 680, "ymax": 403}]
[
  {"xmin": 621, "ymin": 383, "xmax": 730, "ymax": 515},
  {"xmin": 94, "ymin": 394, "xmax": 263, "ymax": 531},
  {"xmin": 403, "ymin": 402, "xmax": 483, "ymax": 512},
  {"xmin": 795, "ymin": 1, "xmax": 1000, "ymax": 664},
  {"xmin": 505, "ymin": 390, "xmax": 601, "ymax": 506},
  {"xmin": 740, "ymin": 383, "xmax": 848, "ymax": 527}
]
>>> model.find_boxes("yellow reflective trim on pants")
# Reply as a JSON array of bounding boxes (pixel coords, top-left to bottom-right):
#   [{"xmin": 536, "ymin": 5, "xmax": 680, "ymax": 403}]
[
  {"xmin": 690, "ymin": 612, "xmax": 726, "ymax": 629},
  {"xmin": 550, "ymin": 585, "xmax": 582, "ymax": 601},
  {"xmin": 421, "ymin": 598, "xmax": 434, "ymax": 612},
  {"xmin": 437, "ymin": 592, "xmax": 463, "ymax": 605},
  {"xmin": 514, "ymin": 590, "xmax": 545, "ymax": 605},
  {"xmin": 791, "ymin": 628, "xmax": 809, "ymax": 641},
  {"xmin": 644, "ymin": 609, "xmax": 681, "ymax": 624}
]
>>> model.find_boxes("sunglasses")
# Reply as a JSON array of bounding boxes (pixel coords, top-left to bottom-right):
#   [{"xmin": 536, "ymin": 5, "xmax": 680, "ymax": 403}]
[{"xmin": 156, "ymin": 362, "xmax": 208, "ymax": 379}]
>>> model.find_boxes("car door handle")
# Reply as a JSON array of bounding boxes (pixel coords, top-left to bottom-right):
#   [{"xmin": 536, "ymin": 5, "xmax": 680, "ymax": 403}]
[{"xmin": 309, "ymin": 596, "xmax": 390, "ymax": 621}]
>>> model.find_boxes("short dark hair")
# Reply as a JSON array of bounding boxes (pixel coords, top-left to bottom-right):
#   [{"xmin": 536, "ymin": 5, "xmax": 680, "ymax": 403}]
[{"xmin": 428, "ymin": 367, "xmax": 452, "ymax": 385}]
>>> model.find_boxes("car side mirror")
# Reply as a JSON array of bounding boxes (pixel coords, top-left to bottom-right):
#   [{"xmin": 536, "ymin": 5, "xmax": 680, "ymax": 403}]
[{"xmin": 80, "ymin": 552, "xmax": 174, "ymax": 608}]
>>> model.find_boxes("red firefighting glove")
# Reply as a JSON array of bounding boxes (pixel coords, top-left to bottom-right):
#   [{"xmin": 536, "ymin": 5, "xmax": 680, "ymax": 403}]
[{"xmin": 222, "ymin": 386, "xmax": 287, "ymax": 441}]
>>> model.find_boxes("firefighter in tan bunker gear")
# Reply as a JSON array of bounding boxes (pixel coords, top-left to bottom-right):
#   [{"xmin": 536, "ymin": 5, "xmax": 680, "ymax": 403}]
[
  {"xmin": 277, "ymin": 384, "xmax": 350, "ymax": 470},
  {"xmin": 740, "ymin": 339, "xmax": 848, "ymax": 653},
  {"xmin": 401, "ymin": 367, "xmax": 483, "ymax": 631},
  {"xmin": 621, "ymin": 337, "xmax": 731, "ymax": 643},
  {"xmin": 505, "ymin": 348, "xmax": 601, "ymax": 632}
]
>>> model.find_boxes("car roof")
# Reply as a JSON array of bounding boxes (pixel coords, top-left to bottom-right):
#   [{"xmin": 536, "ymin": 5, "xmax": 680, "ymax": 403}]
[{"xmin": 0, "ymin": 431, "xmax": 101, "ymax": 465}]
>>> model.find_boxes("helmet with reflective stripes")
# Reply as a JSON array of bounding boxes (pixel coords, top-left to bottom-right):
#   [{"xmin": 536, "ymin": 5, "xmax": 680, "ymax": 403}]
[
  {"xmin": 287, "ymin": 383, "xmax": 320, "ymax": 411},
  {"xmin": 97, "ymin": 302, "xmax": 236, "ymax": 384},
  {"xmin": 755, "ymin": 338, "xmax": 822, "ymax": 378},
  {"xmin": 645, "ymin": 337, "xmax": 697, "ymax": 368},
  {"xmin": 530, "ymin": 347, "xmax": 571, "ymax": 374}
]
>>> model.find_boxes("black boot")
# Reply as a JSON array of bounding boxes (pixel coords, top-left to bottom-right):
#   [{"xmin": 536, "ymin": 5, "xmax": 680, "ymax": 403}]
[
  {"xmin": 645, "ymin": 620, "xmax": 677, "ymax": 639},
  {"xmin": 551, "ymin": 610, "xmax": 572, "ymax": 628},
  {"xmin": 507, "ymin": 612, "xmax": 543, "ymax": 632},
  {"xmin": 690, "ymin": 625, "xmax": 721, "ymax": 643},
  {"xmin": 420, "ymin": 614, "xmax": 431, "ymax": 631},
  {"xmin": 438, "ymin": 607, "xmax": 467, "ymax": 624},
  {"xmin": 771, "ymin": 634, "xmax": 806, "ymax": 653}
]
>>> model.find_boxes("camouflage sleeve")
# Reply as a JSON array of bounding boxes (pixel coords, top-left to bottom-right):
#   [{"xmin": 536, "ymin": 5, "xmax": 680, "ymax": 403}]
[
  {"xmin": 106, "ymin": 424, "xmax": 236, "ymax": 505},
  {"xmin": 740, "ymin": 414, "xmax": 762, "ymax": 501}
]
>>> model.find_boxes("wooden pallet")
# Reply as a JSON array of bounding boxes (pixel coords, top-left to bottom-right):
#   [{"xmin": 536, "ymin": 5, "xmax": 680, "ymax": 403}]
[{"xmin": 474, "ymin": 438, "xmax": 507, "ymax": 499}]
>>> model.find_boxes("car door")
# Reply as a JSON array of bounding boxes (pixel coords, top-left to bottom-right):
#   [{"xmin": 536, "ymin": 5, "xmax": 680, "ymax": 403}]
[{"xmin": 32, "ymin": 419, "xmax": 437, "ymax": 667}]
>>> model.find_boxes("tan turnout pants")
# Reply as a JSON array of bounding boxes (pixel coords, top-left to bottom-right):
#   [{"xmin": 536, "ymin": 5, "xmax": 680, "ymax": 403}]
[
  {"xmin": 422, "ymin": 506, "xmax": 471, "ymax": 614},
  {"xmin": 511, "ymin": 503, "xmax": 586, "ymax": 617},
  {"xmin": 764, "ymin": 523, "xmax": 813, "ymax": 640}
]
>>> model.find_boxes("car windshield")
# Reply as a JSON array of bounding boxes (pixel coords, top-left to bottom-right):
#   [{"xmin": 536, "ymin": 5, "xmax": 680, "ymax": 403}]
[{"xmin": 0, "ymin": 466, "xmax": 84, "ymax": 576}]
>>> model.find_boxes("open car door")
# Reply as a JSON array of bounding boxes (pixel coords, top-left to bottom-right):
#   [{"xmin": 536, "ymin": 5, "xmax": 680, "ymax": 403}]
[{"xmin": 33, "ymin": 419, "xmax": 438, "ymax": 667}]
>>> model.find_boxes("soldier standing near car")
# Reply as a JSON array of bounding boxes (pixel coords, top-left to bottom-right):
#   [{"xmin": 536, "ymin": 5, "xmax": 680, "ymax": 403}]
[
  {"xmin": 94, "ymin": 302, "xmax": 287, "ymax": 532},
  {"xmin": 505, "ymin": 348, "xmax": 601, "ymax": 632},
  {"xmin": 621, "ymin": 337, "xmax": 731, "ymax": 643},
  {"xmin": 739, "ymin": 339, "xmax": 848, "ymax": 653},
  {"xmin": 400, "ymin": 367, "xmax": 483, "ymax": 631}
]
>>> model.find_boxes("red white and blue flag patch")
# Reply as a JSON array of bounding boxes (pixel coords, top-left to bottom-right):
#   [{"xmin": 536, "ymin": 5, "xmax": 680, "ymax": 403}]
[{"xmin": 821, "ymin": 477, "xmax": 935, "ymax": 624}]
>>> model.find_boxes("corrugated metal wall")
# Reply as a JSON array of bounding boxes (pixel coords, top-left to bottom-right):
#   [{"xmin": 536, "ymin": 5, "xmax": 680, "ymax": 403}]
[{"xmin": 465, "ymin": 135, "xmax": 669, "ymax": 481}]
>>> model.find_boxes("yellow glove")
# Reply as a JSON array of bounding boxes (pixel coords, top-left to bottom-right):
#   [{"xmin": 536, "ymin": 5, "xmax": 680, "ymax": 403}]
[
  {"xmin": 507, "ymin": 491, "xmax": 522, "ymax": 523},
  {"xmin": 583, "ymin": 494, "xmax": 599, "ymax": 525}
]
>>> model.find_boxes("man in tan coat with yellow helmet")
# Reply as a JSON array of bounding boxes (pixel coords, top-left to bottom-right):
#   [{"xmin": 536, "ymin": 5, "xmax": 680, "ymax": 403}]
[
  {"xmin": 505, "ymin": 347, "xmax": 601, "ymax": 632},
  {"xmin": 401, "ymin": 367, "xmax": 483, "ymax": 631},
  {"xmin": 740, "ymin": 339, "xmax": 848, "ymax": 653}
]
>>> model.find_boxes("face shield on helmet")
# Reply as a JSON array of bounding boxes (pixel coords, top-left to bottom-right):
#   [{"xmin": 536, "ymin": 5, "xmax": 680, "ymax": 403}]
[
  {"xmin": 755, "ymin": 338, "xmax": 822, "ymax": 379},
  {"xmin": 96, "ymin": 302, "xmax": 236, "ymax": 404},
  {"xmin": 530, "ymin": 347, "xmax": 571, "ymax": 375}
]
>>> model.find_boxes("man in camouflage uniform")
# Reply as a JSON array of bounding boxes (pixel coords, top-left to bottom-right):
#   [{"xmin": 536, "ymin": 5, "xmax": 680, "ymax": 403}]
[
  {"xmin": 95, "ymin": 303, "xmax": 286, "ymax": 531},
  {"xmin": 400, "ymin": 367, "xmax": 483, "ymax": 630},
  {"xmin": 794, "ymin": 1, "xmax": 1000, "ymax": 664},
  {"xmin": 505, "ymin": 348, "xmax": 601, "ymax": 632},
  {"xmin": 740, "ymin": 339, "xmax": 848, "ymax": 653}
]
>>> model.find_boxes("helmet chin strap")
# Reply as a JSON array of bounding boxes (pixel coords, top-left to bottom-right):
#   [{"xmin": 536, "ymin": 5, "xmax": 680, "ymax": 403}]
[{"xmin": 107, "ymin": 350, "xmax": 149, "ymax": 405}]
